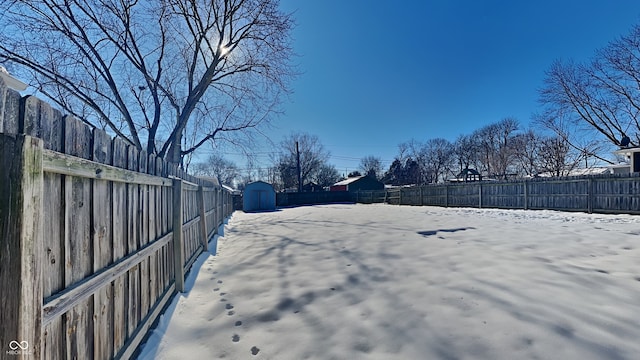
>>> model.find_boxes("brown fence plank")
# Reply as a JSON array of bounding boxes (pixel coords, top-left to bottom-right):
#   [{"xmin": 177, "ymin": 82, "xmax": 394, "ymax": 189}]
[
  {"xmin": 111, "ymin": 137, "xmax": 128, "ymax": 354},
  {"xmin": 0, "ymin": 134, "xmax": 44, "ymax": 359},
  {"xmin": 62, "ymin": 115, "xmax": 94, "ymax": 359},
  {"xmin": 92, "ymin": 129, "xmax": 114, "ymax": 360},
  {"xmin": 127, "ymin": 146, "xmax": 141, "ymax": 338},
  {"xmin": 147, "ymin": 155, "xmax": 159, "ymax": 308},
  {"xmin": 30, "ymin": 98, "xmax": 65, "ymax": 360},
  {"xmin": 1, "ymin": 82, "xmax": 21, "ymax": 134},
  {"xmin": 139, "ymin": 150, "xmax": 151, "ymax": 322},
  {"xmin": 173, "ymin": 179, "xmax": 185, "ymax": 292}
]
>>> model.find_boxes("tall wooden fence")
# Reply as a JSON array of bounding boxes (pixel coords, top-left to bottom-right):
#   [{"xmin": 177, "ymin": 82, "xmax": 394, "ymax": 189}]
[
  {"xmin": 354, "ymin": 175, "xmax": 640, "ymax": 214},
  {"xmin": 0, "ymin": 78, "xmax": 233, "ymax": 359}
]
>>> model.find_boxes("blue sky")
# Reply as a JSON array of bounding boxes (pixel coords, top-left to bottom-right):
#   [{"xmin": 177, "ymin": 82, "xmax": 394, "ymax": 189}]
[{"xmin": 224, "ymin": 0, "xmax": 640, "ymax": 176}]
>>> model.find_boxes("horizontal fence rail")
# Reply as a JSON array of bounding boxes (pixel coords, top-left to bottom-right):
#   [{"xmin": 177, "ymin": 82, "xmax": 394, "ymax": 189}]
[{"xmin": 1, "ymin": 78, "xmax": 234, "ymax": 360}]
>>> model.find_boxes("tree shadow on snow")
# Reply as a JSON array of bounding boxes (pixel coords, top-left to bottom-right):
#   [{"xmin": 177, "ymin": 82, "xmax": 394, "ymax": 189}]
[{"xmin": 417, "ymin": 227, "xmax": 475, "ymax": 237}]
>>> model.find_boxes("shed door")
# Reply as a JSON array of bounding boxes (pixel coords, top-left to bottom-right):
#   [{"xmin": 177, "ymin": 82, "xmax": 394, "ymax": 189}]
[{"xmin": 251, "ymin": 190, "xmax": 266, "ymax": 210}]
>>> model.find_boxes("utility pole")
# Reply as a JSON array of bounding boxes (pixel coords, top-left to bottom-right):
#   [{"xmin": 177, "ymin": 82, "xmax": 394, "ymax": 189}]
[{"xmin": 296, "ymin": 141, "xmax": 302, "ymax": 192}]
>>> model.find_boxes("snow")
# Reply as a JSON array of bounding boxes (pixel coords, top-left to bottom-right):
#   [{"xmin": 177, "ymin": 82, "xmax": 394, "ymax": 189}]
[{"xmin": 136, "ymin": 204, "xmax": 640, "ymax": 360}]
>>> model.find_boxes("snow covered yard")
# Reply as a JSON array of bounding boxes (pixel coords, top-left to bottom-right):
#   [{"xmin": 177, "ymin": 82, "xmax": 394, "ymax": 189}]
[{"xmin": 137, "ymin": 204, "xmax": 640, "ymax": 360}]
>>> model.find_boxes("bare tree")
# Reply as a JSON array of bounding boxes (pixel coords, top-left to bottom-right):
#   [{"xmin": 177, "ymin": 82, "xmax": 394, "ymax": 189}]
[
  {"xmin": 453, "ymin": 134, "xmax": 479, "ymax": 173},
  {"xmin": 359, "ymin": 155, "xmax": 383, "ymax": 180},
  {"xmin": 539, "ymin": 23, "xmax": 640, "ymax": 153},
  {"xmin": 397, "ymin": 139, "xmax": 427, "ymax": 184},
  {"xmin": 275, "ymin": 132, "xmax": 330, "ymax": 190},
  {"xmin": 472, "ymin": 118, "xmax": 520, "ymax": 179},
  {"xmin": 315, "ymin": 163, "xmax": 341, "ymax": 188},
  {"xmin": 192, "ymin": 153, "xmax": 240, "ymax": 186},
  {"xmin": 0, "ymin": 0, "xmax": 294, "ymax": 164},
  {"xmin": 511, "ymin": 129, "xmax": 582, "ymax": 177},
  {"xmin": 534, "ymin": 110, "xmax": 612, "ymax": 167},
  {"xmin": 511, "ymin": 130, "xmax": 542, "ymax": 177},
  {"xmin": 422, "ymin": 138, "xmax": 454, "ymax": 183},
  {"xmin": 537, "ymin": 136, "xmax": 581, "ymax": 177}
]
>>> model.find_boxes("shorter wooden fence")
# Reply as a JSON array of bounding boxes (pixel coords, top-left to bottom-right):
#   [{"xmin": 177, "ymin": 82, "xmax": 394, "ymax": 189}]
[{"xmin": 354, "ymin": 174, "xmax": 640, "ymax": 215}]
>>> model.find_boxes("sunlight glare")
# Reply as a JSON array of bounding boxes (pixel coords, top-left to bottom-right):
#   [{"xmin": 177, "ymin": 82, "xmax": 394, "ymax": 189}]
[{"xmin": 219, "ymin": 44, "xmax": 230, "ymax": 57}]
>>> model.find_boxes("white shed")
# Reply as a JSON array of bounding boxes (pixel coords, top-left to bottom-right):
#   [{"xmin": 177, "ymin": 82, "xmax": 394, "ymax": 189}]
[{"xmin": 243, "ymin": 181, "xmax": 276, "ymax": 212}]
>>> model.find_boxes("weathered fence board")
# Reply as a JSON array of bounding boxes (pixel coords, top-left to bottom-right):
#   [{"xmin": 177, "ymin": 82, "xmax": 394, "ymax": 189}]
[
  {"xmin": 127, "ymin": 145, "xmax": 140, "ymax": 340},
  {"xmin": 138, "ymin": 150, "xmax": 150, "ymax": 326},
  {"xmin": 0, "ymin": 135, "xmax": 44, "ymax": 359},
  {"xmin": 63, "ymin": 115, "xmax": 94, "ymax": 360},
  {"xmin": 92, "ymin": 128, "xmax": 114, "ymax": 360},
  {"xmin": 111, "ymin": 137, "xmax": 128, "ymax": 355},
  {"xmin": 173, "ymin": 179, "xmax": 185, "ymax": 292}
]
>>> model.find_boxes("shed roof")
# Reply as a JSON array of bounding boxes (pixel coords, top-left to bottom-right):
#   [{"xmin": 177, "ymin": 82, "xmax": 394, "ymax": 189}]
[
  {"xmin": 245, "ymin": 180, "xmax": 274, "ymax": 188},
  {"xmin": 333, "ymin": 176, "xmax": 366, "ymax": 186}
]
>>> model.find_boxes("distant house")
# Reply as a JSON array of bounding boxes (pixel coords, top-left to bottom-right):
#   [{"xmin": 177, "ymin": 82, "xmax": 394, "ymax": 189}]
[
  {"xmin": 448, "ymin": 168, "xmax": 483, "ymax": 183},
  {"xmin": 302, "ymin": 182, "xmax": 324, "ymax": 192},
  {"xmin": 330, "ymin": 176, "xmax": 384, "ymax": 192},
  {"xmin": 534, "ymin": 167, "xmax": 610, "ymax": 178},
  {"xmin": 243, "ymin": 181, "xmax": 276, "ymax": 212},
  {"xmin": 611, "ymin": 147, "xmax": 640, "ymax": 174},
  {"xmin": 222, "ymin": 184, "xmax": 241, "ymax": 196}
]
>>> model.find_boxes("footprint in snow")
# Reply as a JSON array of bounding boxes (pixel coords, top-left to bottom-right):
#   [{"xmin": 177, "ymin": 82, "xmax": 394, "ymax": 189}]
[
  {"xmin": 235, "ymin": 321, "xmax": 242, "ymax": 326},
  {"xmin": 226, "ymin": 304, "xmax": 234, "ymax": 310},
  {"xmin": 232, "ymin": 334, "xmax": 240, "ymax": 342},
  {"xmin": 251, "ymin": 346, "xmax": 260, "ymax": 355}
]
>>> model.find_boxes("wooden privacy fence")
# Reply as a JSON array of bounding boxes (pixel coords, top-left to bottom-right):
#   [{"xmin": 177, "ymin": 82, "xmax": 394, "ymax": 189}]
[
  {"xmin": 0, "ymin": 79, "xmax": 233, "ymax": 359},
  {"xmin": 354, "ymin": 175, "xmax": 640, "ymax": 214},
  {"xmin": 275, "ymin": 191, "xmax": 353, "ymax": 207}
]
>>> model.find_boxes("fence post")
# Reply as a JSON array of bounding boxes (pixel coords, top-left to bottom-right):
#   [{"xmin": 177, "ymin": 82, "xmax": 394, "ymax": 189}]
[
  {"xmin": 198, "ymin": 186, "xmax": 208, "ymax": 250},
  {"xmin": 172, "ymin": 178, "xmax": 185, "ymax": 292},
  {"xmin": 213, "ymin": 188, "xmax": 219, "ymax": 236},
  {"xmin": 523, "ymin": 179, "xmax": 528, "ymax": 210},
  {"xmin": 587, "ymin": 178, "xmax": 594, "ymax": 214},
  {"xmin": 399, "ymin": 188, "xmax": 403, "ymax": 205},
  {"xmin": 384, "ymin": 189, "xmax": 388, "ymax": 204},
  {"xmin": 419, "ymin": 186, "xmax": 423, "ymax": 206},
  {"xmin": 445, "ymin": 184, "xmax": 449, "ymax": 207},
  {"xmin": 217, "ymin": 188, "xmax": 222, "ymax": 228},
  {"xmin": 0, "ymin": 134, "xmax": 44, "ymax": 359},
  {"xmin": 478, "ymin": 182, "xmax": 483, "ymax": 208}
]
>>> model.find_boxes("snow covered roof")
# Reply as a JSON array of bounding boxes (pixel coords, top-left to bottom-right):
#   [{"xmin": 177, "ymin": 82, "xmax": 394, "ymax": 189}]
[
  {"xmin": 534, "ymin": 167, "xmax": 610, "ymax": 177},
  {"xmin": 222, "ymin": 184, "xmax": 240, "ymax": 195},
  {"xmin": 333, "ymin": 176, "xmax": 366, "ymax": 186},
  {"xmin": 0, "ymin": 66, "xmax": 28, "ymax": 91}
]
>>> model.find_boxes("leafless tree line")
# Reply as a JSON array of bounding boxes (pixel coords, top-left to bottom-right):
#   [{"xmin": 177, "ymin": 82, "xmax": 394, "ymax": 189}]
[{"xmin": 380, "ymin": 118, "xmax": 584, "ymax": 185}]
